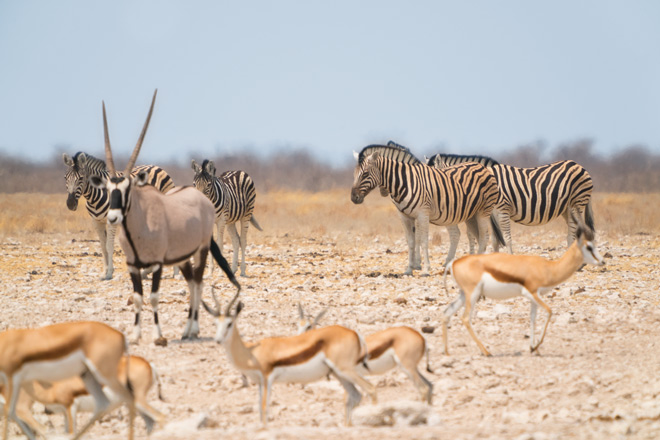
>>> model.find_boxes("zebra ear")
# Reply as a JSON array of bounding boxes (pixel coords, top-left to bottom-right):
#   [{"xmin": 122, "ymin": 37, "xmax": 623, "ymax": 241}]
[
  {"xmin": 205, "ymin": 160, "xmax": 217, "ymax": 176},
  {"xmin": 353, "ymin": 151, "xmax": 360, "ymax": 162},
  {"xmin": 77, "ymin": 153, "xmax": 88, "ymax": 167},
  {"xmin": 62, "ymin": 153, "xmax": 74, "ymax": 167},
  {"xmin": 135, "ymin": 170, "xmax": 149, "ymax": 187}
]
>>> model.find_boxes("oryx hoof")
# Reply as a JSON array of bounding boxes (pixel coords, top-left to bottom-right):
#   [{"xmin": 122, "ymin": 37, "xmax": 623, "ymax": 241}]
[{"xmin": 154, "ymin": 337, "xmax": 168, "ymax": 347}]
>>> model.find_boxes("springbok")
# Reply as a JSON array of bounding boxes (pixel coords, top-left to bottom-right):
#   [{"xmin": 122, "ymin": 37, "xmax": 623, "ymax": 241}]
[
  {"xmin": 89, "ymin": 90, "xmax": 241, "ymax": 343},
  {"xmin": 0, "ymin": 355, "xmax": 164, "ymax": 436},
  {"xmin": 297, "ymin": 304, "xmax": 434, "ymax": 404},
  {"xmin": 442, "ymin": 212, "xmax": 605, "ymax": 356},
  {"xmin": 0, "ymin": 321, "xmax": 135, "ymax": 440},
  {"xmin": 202, "ymin": 292, "xmax": 377, "ymax": 426}
]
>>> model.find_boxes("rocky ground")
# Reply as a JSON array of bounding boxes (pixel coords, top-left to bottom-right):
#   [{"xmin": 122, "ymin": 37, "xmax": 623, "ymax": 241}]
[{"xmin": 1, "ymin": 192, "xmax": 659, "ymax": 439}]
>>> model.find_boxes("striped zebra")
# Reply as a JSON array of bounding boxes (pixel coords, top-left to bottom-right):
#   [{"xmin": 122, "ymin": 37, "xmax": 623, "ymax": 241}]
[
  {"xmin": 191, "ymin": 159, "xmax": 262, "ymax": 276},
  {"xmin": 351, "ymin": 145, "xmax": 504, "ymax": 275},
  {"xmin": 426, "ymin": 153, "xmax": 595, "ymax": 252},
  {"xmin": 63, "ymin": 151, "xmax": 174, "ymax": 280}
]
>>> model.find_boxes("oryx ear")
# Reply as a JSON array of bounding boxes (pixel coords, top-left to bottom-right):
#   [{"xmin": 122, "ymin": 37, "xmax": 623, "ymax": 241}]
[
  {"xmin": 191, "ymin": 159, "xmax": 201, "ymax": 173},
  {"xmin": 353, "ymin": 151, "xmax": 360, "ymax": 162},
  {"xmin": 89, "ymin": 175, "xmax": 105, "ymax": 189},
  {"xmin": 62, "ymin": 153, "xmax": 74, "ymax": 167},
  {"xmin": 204, "ymin": 160, "xmax": 216, "ymax": 176},
  {"xmin": 236, "ymin": 301, "xmax": 244, "ymax": 316},
  {"xmin": 135, "ymin": 170, "xmax": 150, "ymax": 187}
]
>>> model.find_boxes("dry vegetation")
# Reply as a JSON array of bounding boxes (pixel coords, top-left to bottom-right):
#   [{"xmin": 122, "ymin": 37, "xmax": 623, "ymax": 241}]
[{"xmin": 1, "ymin": 189, "xmax": 660, "ymax": 439}]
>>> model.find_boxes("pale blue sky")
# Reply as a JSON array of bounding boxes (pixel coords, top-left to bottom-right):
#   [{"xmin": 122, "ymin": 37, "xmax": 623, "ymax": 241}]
[{"xmin": 1, "ymin": 1, "xmax": 659, "ymax": 167}]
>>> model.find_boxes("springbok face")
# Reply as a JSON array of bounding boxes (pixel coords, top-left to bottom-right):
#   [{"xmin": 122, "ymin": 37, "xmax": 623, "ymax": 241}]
[
  {"xmin": 62, "ymin": 152, "xmax": 89, "ymax": 211},
  {"xmin": 202, "ymin": 290, "xmax": 242, "ymax": 343},
  {"xmin": 576, "ymin": 226, "xmax": 605, "ymax": 266},
  {"xmin": 191, "ymin": 159, "xmax": 216, "ymax": 198},
  {"xmin": 350, "ymin": 152, "xmax": 381, "ymax": 204}
]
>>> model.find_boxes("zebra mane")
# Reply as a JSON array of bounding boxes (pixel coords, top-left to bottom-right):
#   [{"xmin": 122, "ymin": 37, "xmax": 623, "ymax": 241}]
[
  {"xmin": 357, "ymin": 141, "xmax": 422, "ymax": 165},
  {"xmin": 72, "ymin": 152, "xmax": 107, "ymax": 172},
  {"xmin": 426, "ymin": 153, "xmax": 499, "ymax": 168}
]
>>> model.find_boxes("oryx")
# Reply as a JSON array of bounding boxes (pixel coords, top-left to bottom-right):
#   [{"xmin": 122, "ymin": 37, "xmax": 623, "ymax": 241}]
[{"xmin": 90, "ymin": 90, "xmax": 240, "ymax": 344}]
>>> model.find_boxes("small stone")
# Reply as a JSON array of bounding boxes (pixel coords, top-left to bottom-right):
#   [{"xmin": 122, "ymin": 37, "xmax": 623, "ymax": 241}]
[{"xmin": 421, "ymin": 326, "xmax": 435, "ymax": 334}]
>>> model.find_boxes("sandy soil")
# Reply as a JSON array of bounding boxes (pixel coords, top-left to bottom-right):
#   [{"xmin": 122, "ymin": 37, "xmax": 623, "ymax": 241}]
[{"xmin": 1, "ymin": 192, "xmax": 659, "ymax": 439}]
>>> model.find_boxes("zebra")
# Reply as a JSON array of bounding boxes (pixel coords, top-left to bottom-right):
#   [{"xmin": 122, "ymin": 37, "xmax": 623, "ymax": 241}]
[
  {"xmin": 191, "ymin": 159, "xmax": 262, "ymax": 277},
  {"xmin": 426, "ymin": 153, "xmax": 595, "ymax": 252},
  {"xmin": 63, "ymin": 151, "xmax": 174, "ymax": 280},
  {"xmin": 351, "ymin": 144, "xmax": 505, "ymax": 275}
]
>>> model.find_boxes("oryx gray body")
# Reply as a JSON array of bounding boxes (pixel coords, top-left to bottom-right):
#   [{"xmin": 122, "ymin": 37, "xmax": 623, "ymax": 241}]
[
  {"xmin": 62, "ymin": 152, "xmax": 174, "ymax": 280},
  {"xmin": 90, "ymin": 90, "xmax": 240, "ymax": 344}
]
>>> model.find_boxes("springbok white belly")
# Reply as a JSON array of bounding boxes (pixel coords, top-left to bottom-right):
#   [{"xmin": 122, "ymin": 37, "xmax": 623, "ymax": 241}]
[
  {"xmin": 360, "ymin": 348, "xmax": 397, "ymax": 375},
  {"xmin": 73, "ymin": 394, "xmax": 97, "ymax": 413},
  {"xmin": 480, "ymin": 273, "xmax": 524, "ymax": 300},
  {"xmin": 271, "ymin": 352, "xmax": 329, "ymax": 384},
  {"xmin": 16, "ymin": 350, "xmax": 87, "ymax": 384}
]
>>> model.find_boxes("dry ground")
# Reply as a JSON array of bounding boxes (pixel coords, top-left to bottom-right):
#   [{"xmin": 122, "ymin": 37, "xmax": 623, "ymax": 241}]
[{"xmin": 1, "ymin": 191, "xmax": 659, "ymax": 439}]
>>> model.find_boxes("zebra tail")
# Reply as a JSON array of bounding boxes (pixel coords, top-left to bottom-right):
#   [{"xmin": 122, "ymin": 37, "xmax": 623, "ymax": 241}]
[
  {"xmin": 250, "ymin": 216, "xmax": 263, "ymax": 231},
  {"xmin": 584, "ymin": 200, "xmax": 595, "ymax": 234},
  {"xmin": 210, "ymin": 239, "xmax": 241, "ymax": 290},
  {"xmin": 490, "ymin": 213, "xmax": 506, "ymax": 248}
]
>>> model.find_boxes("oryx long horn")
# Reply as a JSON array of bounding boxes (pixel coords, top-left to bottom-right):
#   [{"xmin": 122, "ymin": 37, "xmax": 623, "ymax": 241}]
[
  {"xmin": 124, "ymin": 89, "xmax": 158, "ymax": 175},
  {"xmin": 102, "ymin": 101, "xmax": 116, "ymax": 175}
]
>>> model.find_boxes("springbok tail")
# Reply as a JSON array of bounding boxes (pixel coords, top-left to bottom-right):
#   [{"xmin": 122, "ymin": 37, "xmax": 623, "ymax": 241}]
[
  {"xmin": 584, "ymin": 200, "xmax": 595, "ymax": 234},
  {"xmin": 250, "ymin": 216, "xmax": 263, "ymax": 231},
  {"xmin": 424, "ymin": 342, "xmax": 433, "ymax": 374},
  {"xmin": 490, "ymin": 212, "xmax": 506, "ymax": 248},
  {"xmin": 443, "ymin": 261, "xmax": 454, "ymax": 295},
  {"xmin": 210, "ymin": 239, "xmax": 241, "ymax": 290}
]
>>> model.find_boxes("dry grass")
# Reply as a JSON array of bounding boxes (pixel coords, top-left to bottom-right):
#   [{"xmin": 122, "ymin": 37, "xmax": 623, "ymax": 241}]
[{"xmin": 1, "ymin": 191, "xmax": 657, "ymax": 244}]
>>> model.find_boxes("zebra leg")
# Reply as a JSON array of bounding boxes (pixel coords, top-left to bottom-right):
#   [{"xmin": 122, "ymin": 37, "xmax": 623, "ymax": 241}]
[
  {"xmin": 495, "ymin": 209, "xmax": 514, "ymax": 253},
  {"xmin": 128, "ymin": 266, "xmax": 144, "ymax": 343},
  {"xmin": 466, "ymin": 217, "xmax": 479, "ymax": 254},
  {"xmin": 476, "ymin": 215, "xmax": 490, "ymax": 254},
  {"xmin": 399, "ymin": 213, "xmax": 416, "ymax": 275},
  {"xmin": 416, "ymin": 213, "xmax": 431, "ymax": 276},
  {"xmin": 227, "ymin": 222, "xmax": 241, "ymax": 275},
  {"xmin": 239, "ymin": 219, "xmax": 249, "ymax": 277},
  {"xmin": 149, "ymin": 265, "xmax": 164, "ymax": 342},
  {"xmin": 564, "ymin": 209, "xmax": 579, "ymax": 246},
  {"xmin": 444, "ymin": 225, "xmax": 461, "ymax": 266}
]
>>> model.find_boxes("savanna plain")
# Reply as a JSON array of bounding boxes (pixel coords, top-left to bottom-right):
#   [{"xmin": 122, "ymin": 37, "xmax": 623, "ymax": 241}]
[{"xmin": 1, "ymin": 191, "xmax": 659, "ymax": 440}]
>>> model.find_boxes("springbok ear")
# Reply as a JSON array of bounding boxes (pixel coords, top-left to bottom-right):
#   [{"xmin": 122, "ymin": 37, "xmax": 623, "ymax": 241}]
[
  {"xmin": 135, "ymin": 170, "xmax": 150, "ymax": 187},
  {"xmin": 353, "ymin": 151, "xmax": 360, "ymax": 162},
  {"xmin": 236, "ymin": 301, "xmax": 244, "ymax": 316},
  {"xmin": 89, "ymin": 175, "xmax": 105, "ymax": 189},
  {"xmin": 191, "ymin": 159, "xmax": 201, "ymax": 173},
  {"xmin": 62, "ymin": 153, "xmax": 74, "ymax": 167}
]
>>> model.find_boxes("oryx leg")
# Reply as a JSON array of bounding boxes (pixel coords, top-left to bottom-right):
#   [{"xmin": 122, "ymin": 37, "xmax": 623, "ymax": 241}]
[
  {"xmin": 239, "ymin": 218, "xmax": 250, "ymax": 277},
  {"xmin": 416, "ymin": 212, "xmax": 431, "ymax": 276},
  {"xmin": 149, "ymin": 265, "xmax": 164, "ymax": 341},
  {"xmin": 399, "ymin": 213, "xmax": 417, "ymax": 275},
  {"xmin": 521, "ymin": 288, "xmax": 553, "ymax": 353},
  {"xmin": 128, "ymin": 266, "xmax": 145, "ymax": 343},
  {"xmin": 180, "ymin": 249, "xmax": 209, "ymax": 340},
  {"xmin": 227, "ymin": 222, "xmax": 241, "ymax": 275},
  {"xmin": 445, "ymin": 224, "xmax": 461, "ymax": 266},
  {"xmin": 93, "ymin": 219, "xmax": 115, "ymax": 280},
  {"xmin": 442, "ymin": 291, "xmax": 466, "ymax": 355}
]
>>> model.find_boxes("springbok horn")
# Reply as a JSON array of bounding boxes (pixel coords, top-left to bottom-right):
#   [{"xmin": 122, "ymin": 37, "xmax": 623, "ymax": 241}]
[
  {"xmin": 225, "ymin": 287, "xmax": 241, "ymax": 317},
  {"xmin": 202, "ymin": 285, "xmax": 222, "ymax": 317},
  {"xmin": 312, "ymin": 308, "xmax": 328, "ymax": 327},
  {"xmin": 102, "ymin": 101, "xmax": 116, "ymax": 175},
  {"xmin": 124, "ymin": 89, "xmax": 158, "ymax": 175},
  {"xmin": 297, "ymin": 303, "xmax": 304, "ymax": 320}
]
